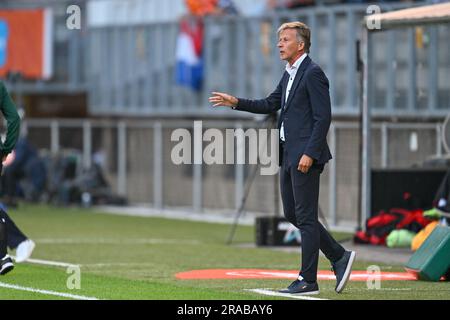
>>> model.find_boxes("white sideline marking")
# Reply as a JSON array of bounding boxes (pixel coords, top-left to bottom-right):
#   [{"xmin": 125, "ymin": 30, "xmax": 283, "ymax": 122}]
[
  {"xmin": 18, "ymin": 257, "xmax": 159, "ymax": 270},
  {"xmin": 0, "ymin": 282, "xmax": 99, "ymax": 300},
  {"xmin": 82, "ymin": 262, "xmax": 157, "ymax": 267},
  {"xmin": 12, "ymin": 257, "xmax": 78, "ymax": 268},
  {"xmin": 246, "ymin": 289, "xmax": 328, "ymax": 300},
  {"xmin": 34, "ymin": 238, "xmax": 201, "ymax": 245}
]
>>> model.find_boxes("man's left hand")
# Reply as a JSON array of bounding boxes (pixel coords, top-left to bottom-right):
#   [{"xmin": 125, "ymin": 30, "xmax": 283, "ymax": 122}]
[{"xmin": 298, "ymin": 154, "xmax": 313, "ymax": 173}]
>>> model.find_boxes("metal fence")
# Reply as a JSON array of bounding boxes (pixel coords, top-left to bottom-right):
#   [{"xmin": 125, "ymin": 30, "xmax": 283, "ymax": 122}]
[
  {"xmin": 1, "ymin": 0, "xmax": 450, "ymax": 117},
  {"xmin": 2, "ymin": 2, "xmax": 448, "ymax": 117},
  {"xmin": 23, "ymin": 118, "xmax": 446, "ymax": 230},
  {"xmin": 87, "ymin": 2, "xmax": 450, "ymax": 118}
]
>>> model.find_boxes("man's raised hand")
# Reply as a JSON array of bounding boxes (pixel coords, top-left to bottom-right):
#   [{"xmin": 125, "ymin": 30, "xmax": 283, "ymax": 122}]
[{"xmin": 208, "ymin": 92, "xmax": 238, "ymax": 108}]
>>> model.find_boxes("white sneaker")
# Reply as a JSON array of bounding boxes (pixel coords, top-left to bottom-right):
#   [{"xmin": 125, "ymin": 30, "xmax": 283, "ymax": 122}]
[
  {"xmin": 0, "ymin": 255, "xmax": 14, "ymax": 275},
  {"xmin": 15, "ymin": 239, "xmax": 35, "ymax": 263}
]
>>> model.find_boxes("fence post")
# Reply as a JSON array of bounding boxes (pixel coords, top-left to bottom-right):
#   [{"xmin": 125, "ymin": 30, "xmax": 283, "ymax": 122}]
[
  {"xmin": 154, "ymin": 122, "xmax": 163, "ymax": 209},
  {"xmin": 436, "ymin": 123, "xmax": 442, "ymax": 157},
  {"xmin": 361, "ymin": 28, "xmax": 372, "ymax": 231},
  {"xmin": 428, "ymin": 26, "xmax": 438, "ymax": 113},
  {"xmin": 381, "ymin": 122, "xmax": 388, "ymax": 168},
  {"xmin": 235, "ymin": 122, "xmax": 244, "ymax": 210},
  {"xmin": 117, "ymin": 121, "xmax": 127, "ymax": 196},
  {"xmin": 407, "ymin": 28, "xmax": 417, "ymax": 112},
  {"xmin": 328, "ymin": 11, "xmax": 337, "ymax": 108},
  {"xmin": 193, "ymin": 121, "xmax": 203, "ymax": 213},
  {"xmin": 83, "ymin": 120, "xmax": 92, "ymax": 169},
  {"xmin": 51, "ymin": 120, "xmax": 59, "ymax": 155},
  {"xmin": 346, "ymin": 10, "xmax": 357, "ymax": 110},
  {"xmin": 329, "ymin": 123, "xmax": 337, "ymax": 226},
  {"xmin": 386, "ymin": 31, "xmax": 396, "ymax": 113}
]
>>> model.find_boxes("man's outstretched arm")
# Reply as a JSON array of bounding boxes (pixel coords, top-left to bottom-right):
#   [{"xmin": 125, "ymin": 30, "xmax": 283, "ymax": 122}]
[{"xmin": 209, "ymin": 75, "xmax": 285, "ymax": 114}]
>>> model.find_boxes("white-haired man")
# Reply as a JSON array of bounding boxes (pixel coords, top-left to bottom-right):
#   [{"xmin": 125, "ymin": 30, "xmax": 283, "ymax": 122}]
[{"xmin": 210, "ymin": 22, "xmax": 355, "ymax": 295}]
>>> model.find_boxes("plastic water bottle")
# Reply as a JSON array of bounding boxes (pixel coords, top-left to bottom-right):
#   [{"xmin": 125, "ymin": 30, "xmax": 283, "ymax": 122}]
[{"xmin": 81, "ymin": 192, "xmax": 92, "ymax": 208}]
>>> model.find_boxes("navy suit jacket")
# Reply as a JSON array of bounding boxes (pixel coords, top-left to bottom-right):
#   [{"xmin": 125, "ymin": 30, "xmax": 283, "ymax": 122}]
[{"xmin": 235, "ymin": 55, "xmax": 332, "ymax": 167}]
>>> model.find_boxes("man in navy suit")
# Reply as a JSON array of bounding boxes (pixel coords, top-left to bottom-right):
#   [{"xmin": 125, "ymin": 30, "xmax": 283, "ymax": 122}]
[{"xmin": 209, "ymin": 22, "xmax": 355, "ymax": 295}]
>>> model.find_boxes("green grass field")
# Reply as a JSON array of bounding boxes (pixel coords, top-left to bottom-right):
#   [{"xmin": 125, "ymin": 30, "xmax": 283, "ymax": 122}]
[{"xmin": 0, "ymin": 204, "xmax": 448, "ymax": 300}]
